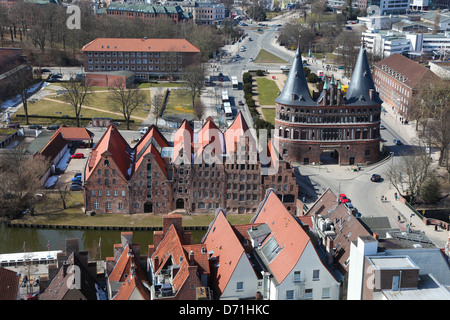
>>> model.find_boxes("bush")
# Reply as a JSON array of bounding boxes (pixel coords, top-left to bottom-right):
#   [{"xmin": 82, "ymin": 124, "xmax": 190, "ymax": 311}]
[
  {"xmin": 256, "ymin": 70, "xmax": 265, "ymax": 76},
  {"xmin": 243, "ymin": 72, "xmax": 252, "ymax": 84},
  {"xmin": 307, "ymin": 73, "xmax": 319, "ymax": 83},
  {"xmin": 421, "ymin": 175, "xmax": 441, "ymax": 204},
  {"xmin": 243, "ymin": 83, "xmax": 253, "ymax": 94}
]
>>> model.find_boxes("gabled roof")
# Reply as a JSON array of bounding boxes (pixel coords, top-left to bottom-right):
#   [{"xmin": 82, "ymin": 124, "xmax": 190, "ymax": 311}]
[
  {"xmin": 40, "ymin": 131, "xmax": 68, "ymax": 161},
  {"xmin": 275, "ymin": 44, "xmax": 316, "ymax": 107},
  {"xmin": 345, "ymin": 46, "xmax": 383, "ymax": 106},
  {"xmin": 133, "ymin": 125, "xmax": 170, "ymax": 178},
  {"xmin": 194, "ymin": 117, "xmax": 225, "ymax": 163},
  {"xmin": 109, "ymin": 244, "xmax": 150, "ymax": 300},
  {"xmin": 151, "ymin": 225, "xmax": 204, "ymax": 299},
  {"xmin": 85, "ymin": 125, "xmax": 133, "ymax": 181},
  {"xmin": 251, "ymin": 190, "xmax": 311, "ymax": 284},
  {"xmin": 172, "ymin": 119, "xmax": 194, "ymax": 164},
  {"xmin": 374, "ymin": 53, "xmax": 439, "ymax": 89},
  {"xmin": 82, "ymin": 38, "xmax": 200, "ymax": 53},
  {"xmin": 306, "ymin": 188, "xmax": 373, "ymax": 274},
  {"xmin": 53, "ymin": 126, "xmax": 93, "ymax": 141},
  {"xmin": 202, "ymin": 210, "xmax": 249, "ymax": 296},
  {"xmin": 224, "ymin": 111, "xmax": 255, "ymax": 156}
]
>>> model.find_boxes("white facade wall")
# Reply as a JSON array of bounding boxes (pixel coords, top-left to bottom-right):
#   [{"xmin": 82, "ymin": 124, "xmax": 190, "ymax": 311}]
[
  {"xmin": 268, "ymin": 242, "xmax": 341, "ymax": 300},
  {"xmin": 220, "ymin": 253, "xmax": 260, "ymax": 300},
  {"xmin": 347, "ymin": 237, "xmax": 378, "ymax": 300}
]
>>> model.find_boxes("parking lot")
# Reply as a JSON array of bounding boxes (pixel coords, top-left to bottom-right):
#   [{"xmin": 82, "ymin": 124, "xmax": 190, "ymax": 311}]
[{"xmin": 52, "ymin": 147, "xmax": 89, "ymax": 191}]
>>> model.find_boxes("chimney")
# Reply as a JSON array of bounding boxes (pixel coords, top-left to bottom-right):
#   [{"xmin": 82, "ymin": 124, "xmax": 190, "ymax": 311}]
[
  {"xmin": 106, "ymin": 257, "xmax": 115, "ymax": 275},
  {"xmin": 47, "ymin": 264, "xmax": 58, "ymax": 283},
  {"xmin": 62, "ymin": 261, "xmax": 70, "ymax": 277},
  {"xmin": 121, "ymin": 232, "xmax": 133, "ymax": 248},
  {"xmin": 57, "ymin": 252, "xmax": 67, "ymax": 268},
  {"xmin": 148, "ymin": 244, "xmax": 155, "ymax": 259},
  {"xmin": 65, "ymin": 238, "xmax": 79, "ymax": 255},
  {"xmin": 79, "ymin": 250, "xmax": 89, "ymax": 267},
  {"xmin": 163, "ymin": 214, "xmax": 183, "ymax": 234},
  {"xmin": 189, "ymin": 250, "xmax": 195, "ymax": 265}
]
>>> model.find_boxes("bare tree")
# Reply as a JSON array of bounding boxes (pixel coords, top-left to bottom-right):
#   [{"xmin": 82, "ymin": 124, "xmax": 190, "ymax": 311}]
[
  {"xmin": 0, "ymin": 148, "xmax": 49, "ymax": 220},
  {"xmin": 10, "ymin": 66, "xmax": 35, "ymax": 125},
  {"xmin": 386, "ymin": 147, "xmax": 432, "ymax": 204},
  {"xmin": 150, "ymin": 88, "xmax": 165, "ymax": 126},
  {"xmin": 60, "ymin": 79, "xmax": 92, "ymax": 127},
  {"xmin": 108, "ymin": 79, "xmax": 146, "ymax": 130},
  {"xmin": 333, "ymin": 30, "xmax": 360, "ymax": 76},
  {"xmin": 193, "ymin": 100, "xmax": 205, "ymax": 121},
  {"xmin": 411, "ymin": 79, "xmax": 450, "ymax": 167},
  {"xmin": 183, "ymin": 64, "xmax": 206, "ymax": 110}
]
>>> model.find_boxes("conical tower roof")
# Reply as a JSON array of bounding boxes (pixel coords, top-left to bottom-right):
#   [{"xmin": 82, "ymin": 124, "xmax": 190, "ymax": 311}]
[
  {"xmin": 345, "ymin": 46, "xmax": 383, "ymax": 106},
  {"xmin": 275, "ymin": 44, "xmax": 316, "ymax": 107}
]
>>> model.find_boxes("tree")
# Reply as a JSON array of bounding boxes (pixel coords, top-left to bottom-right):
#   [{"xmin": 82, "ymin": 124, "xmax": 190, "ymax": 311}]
[
  {"xmin": 60, "ymin": 79, "xmax": 92, "ymax": 127},
  {"xmin": 150, "ymin": 88, "xmax": 165, "ymax": 125},
  {"xmin": 10, "ymin": 66, "xmax": 35, "ymax": 125},
  {"xmin": 411, "ymin": 79, "xmax": 450, "ymax": 167},
  {"xmin": 193, "ymin": 100, "xmax": 205, "ymax": 121},
  {"xmin": 421, "ymin": 175, "xmax": 440, "ymax": 204},
  {"xmin": 0, "ymin": 148, "xmax": 49, "ymax": 220},
  {"xmin": 108, "ymin": 80, "xmax": 147, "ymax": 130},
  {"xmin": 333, "ymin": 30, "xmax": 360, "ymax": 76},
  {"xmin": 183, "ymin": 64, "xmax": 206, "ymax": 111},
  {"xmin": 386, "ymin": 148, "xmax": 432, "ymax": 204}
]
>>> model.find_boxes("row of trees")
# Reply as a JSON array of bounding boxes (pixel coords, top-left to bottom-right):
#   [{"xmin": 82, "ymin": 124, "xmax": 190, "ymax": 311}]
[{"xmin": 0, "ymin": 1, "xmax": 238, "ymax": 65}]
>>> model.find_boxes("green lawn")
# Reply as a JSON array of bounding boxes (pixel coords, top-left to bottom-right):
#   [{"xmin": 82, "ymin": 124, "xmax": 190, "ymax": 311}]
[
  {"xmin": 138, "ymin": 82, "xmax": 184, "ymax": 89},
  {"xmin": 256, "ymin": 77, "xmax": 279, "ymax": 105},
  {"xmin": 254, "ymin": 49, "xmax": 287, "ymax": 64},
  {"xmin": 261, "ymin": 108, "xmax": 276, "ymax": 125},
  {"xmin": 13, "ymin": 192, "xmax": 253, "ymax": 228},
  {"xmin": 163, "ymin": 89, "xmax": 196, "ymax": 117}
]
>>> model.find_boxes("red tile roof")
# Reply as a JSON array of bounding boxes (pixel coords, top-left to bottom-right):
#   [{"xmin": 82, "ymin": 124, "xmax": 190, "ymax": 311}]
[
  {"xmin": 151, "ymin": 225, "xmax": 204, "ymax": 299},
  {"xmin": 82, "ymin": 38, "xmax": 200, "ymax": 53},
  {"xmin": 40, "ymin": 131, "xmax": 68, "ymax": 161},
  {"xmin": 224, "ymin": 111, "xmax": 254, "ymax": 156},
  {"xmin": 374, "ymin": 53, "xmax": 439, "ymax": 89},
  {"xmin": 251, "ymin": 190, "xmax": 310, "ymax": 284},
  {"xmin": 172, "ymin": 120, "xmax": 194, "ymax": 164},
  {"xmin": 202, "ymin": 210, "xmax": 250, "ymax": 296},
  {"xmin": 194, "ymin": 117, "xmax": 225, "ymax": 163},
  {"xmin": 86, "ymin": 125, "xmax": 132, "ymax": 180},
  {"xmin": 53, "ymin": 126, "xmax": 93, "ymax": 141}
]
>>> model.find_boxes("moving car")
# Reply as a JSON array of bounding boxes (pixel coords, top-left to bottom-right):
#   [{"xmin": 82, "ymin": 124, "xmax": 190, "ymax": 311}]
[
  {"xmin": 371, "ymin": 174, "xmax": 382, "ymax": 182},
  {"xmin": 47, "ymin": 125, "xmax": 59, "ymax": 130},
  {"xmin": 28, "ymin": 125, "xmax": 42, "ymax": 130},
  {"xmin": 71, "ymin": 153, "xmax": 85, "ymax": 159},
  {"xmin": 339, "ymin": 193, "xmax": 350, "ymax": 203},
  {"xmin": 7, "ymin": 123, "xmax": 20, "ymax": 128}
]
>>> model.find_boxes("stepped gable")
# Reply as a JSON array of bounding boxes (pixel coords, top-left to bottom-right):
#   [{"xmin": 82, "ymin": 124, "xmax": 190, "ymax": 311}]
[
  {"xmin": 85, "ymin": 125, "xmax": 132, "ymax": 180},
  {"xmin": 172, "ymin": 119, "xmax": 194, "ymax": 164},
  {"xmin": 224, "ymin": 111, "xmax": 254, "ymax": 156},
  {"xmin": 345, "ymin": 46, "xmax": 383, "ymax": 106},
  {"xmin": 194, "ymin": 117, "xmax": 225, "ymax": 162},
  {"xmin": 275, "ymin": 44, "xmax": 316, "ymax": 107}
]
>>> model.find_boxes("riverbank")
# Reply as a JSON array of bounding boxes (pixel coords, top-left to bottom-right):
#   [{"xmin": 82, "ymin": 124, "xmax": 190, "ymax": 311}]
[{"xmin": 6, "ymin": 192, "xmax": 254, "ymax": 230}]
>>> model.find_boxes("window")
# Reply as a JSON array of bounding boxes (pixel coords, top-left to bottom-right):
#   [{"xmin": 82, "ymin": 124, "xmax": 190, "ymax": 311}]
[
  {"xmin": 118, "ymin": 203, "xmax": 123, "ymax": 210},
  {"xmin": 313, "ymin": 270, "xmax": 320, "ymax": 281},
  {"xmin": 322, "ymin": 287, "xmax": 330, "ymax": 299},
  {"xmin": 294, "ymin": 271, "xmax": 301, "ymax": 283},
  {"xmin": 106, "ymin": 201, "xmax": 112, "ymax": 210},
  {"xmin": 94, "ymin": 201, "xmax": 99, "ymax": 210},
  {"xmin": 305, "ymin": 289, "xmax": 313, "ymax": 300},
  {"xmin": 286, "ymin": 290, "xmax": 294, "ymax": 300},
  {"xmin": 236, "ymin": 282, "xmax": 244, "ymax": 291}
]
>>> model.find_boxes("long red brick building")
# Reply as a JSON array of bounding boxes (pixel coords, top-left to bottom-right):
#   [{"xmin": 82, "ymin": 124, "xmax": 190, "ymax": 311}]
[
  {"xmin": 81, "ymin": 38, "xmax": 200, "ymax": 82},
  {"xmin": 274, "ymin": 45, "xmax": 383, "ymax": 166},
  {"xmin": 83, "ymin": 113, "xmax": 298, "ymax": 215}
]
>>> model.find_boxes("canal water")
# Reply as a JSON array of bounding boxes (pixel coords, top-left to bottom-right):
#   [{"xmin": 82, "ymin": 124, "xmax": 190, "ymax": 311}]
[{"xmin": 0, "ymin": 223, "xmax": 206, "ymax": 260}]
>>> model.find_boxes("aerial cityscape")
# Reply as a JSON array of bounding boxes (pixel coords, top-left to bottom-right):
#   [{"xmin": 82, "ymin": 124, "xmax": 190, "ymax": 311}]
[{"xmin": 0, "ymin": 0, "xmax": 449, "ymax": 305}]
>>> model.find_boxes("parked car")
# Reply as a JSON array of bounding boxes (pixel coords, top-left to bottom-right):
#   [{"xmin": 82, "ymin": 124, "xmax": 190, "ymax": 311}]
[
  {"xmin": 238, "ymin": 100, "xmax": 244, "ymax": 106},
  {"xmin": 72, "ymin": 176, "xmax": 82, "ymax": 182},
  {"xmin": 74, "ymin": 173, "xmax": 82, "ymax": 177},
  {"xmin": 140, "ymin": 127, "xmax": 149, "ymax": 134},
  {"xmin": 7, "ymin": 123, "xmax": 20, "ymax": 128},
  {"xmin": 41, "ymin": 68, "xmax": 51, "ymax": 73},
  {"xmin": 393, "ymin": 139, "xmax": 402, "ymax": 145},
  {"xmin": 371, "ymin": 174, "xmax": 382, "ymax": 182},
  {"xmin": 339, "ymin": 193, "xmax": 350, "ymax": 203},
  {"xmin": 380, "ymin": 124, "xmax": 385, "ymax": 129},
  {"xmin": 71, "ymin": 180, "xmax": 82, "ymax": 185},
  {"xmin": 47, "ymin": 125, "xmax": 59, "ymax": 130},
  {"xmin": 71, "ymin": 153, "xmax": 85, "ymax": 159},
  {"xmin": 50, "ymin": 74, "xmax": 62, "ymax": 79},
  {"xmin": 70, "ymin": 184, "xmax": 83, "ymax": 191},
  {"xmin": 28, "ymin": 124, "xmax": 42, "ymax": 130}
]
